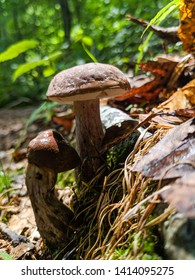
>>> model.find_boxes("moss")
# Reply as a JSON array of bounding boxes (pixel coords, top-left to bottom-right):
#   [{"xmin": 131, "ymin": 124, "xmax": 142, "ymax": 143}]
[
  {"xmin": 141, "ymin": 231, "xmax": 162, "ymax": 260},
  {"xmin": 56, "ymin": 169, "xmax": 75, "ymax": 188},
  {"xmin": 111, "ymin": 228, "xmax": 163, "ymax": 260}
]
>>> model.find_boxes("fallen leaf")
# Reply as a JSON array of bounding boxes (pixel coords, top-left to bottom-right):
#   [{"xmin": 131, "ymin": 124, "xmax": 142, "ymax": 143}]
[
  {"xmin": 114, "ymin": 59, "xmax": 177, "ymax": 102},
  {"xmin": 52, "ymin": 117, "xmax": 73, "ymax": 133},
  {"xmin": 133, "ymin": 117, "xmax": 195, "ymax": 180},
  {"xmin": 138, "ymin": 113, "xmax": 183, "ymax": 129},
  {"xmin": 169, "ymin": 108, "xmax": 195, "ymax": 118},
  {"xmin": 156, "ymin": 79, "xmax": 195, "ymax": 112},
  {"xmin": 10, "ymin": 242, "xmax": 34, "ymax": 260},
  {"xmin": 161, "ymin": 172, "xmax": 195, "ymax": 217},
  {"xmin": 178, "ymin": 0, "xmax": 195, "ymax": 53}
]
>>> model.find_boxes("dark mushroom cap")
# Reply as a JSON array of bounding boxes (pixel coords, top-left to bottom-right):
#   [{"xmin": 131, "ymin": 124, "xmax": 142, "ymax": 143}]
[
  {"xmin": 46, "ymin": 63, "xmax": 131, "ymax": 103},
  {"xmin": 27, "ymin": 130, "xmax": 81, "ymax": 172}
]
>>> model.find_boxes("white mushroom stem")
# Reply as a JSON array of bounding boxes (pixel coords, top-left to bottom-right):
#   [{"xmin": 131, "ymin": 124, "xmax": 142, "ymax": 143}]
[{"xmin": 74, "ymin": 99, "xmax": 104, "ymax": 182}]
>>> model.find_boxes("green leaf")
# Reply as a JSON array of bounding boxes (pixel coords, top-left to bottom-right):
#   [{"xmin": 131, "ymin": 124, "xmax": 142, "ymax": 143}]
[
  {"xmin": 0, "ymin": 170, "xmax": 12, "ymax": 193},
  {"xmin": 136, "ymin": 0, "xmax": 181, "ymax": 72},
  {"xmin": 44, "ymin": 51, "xmax": 62, "ymax": 62},
  {"xmin": 13, "ymin": 59, "xmax": 46, "ymax": 81},
  {"xmin": 43, "ymin": 66, "xmax": 56, "ymax": 77},
  {"xmin": 82, "ymin": 42, "xmax": 98, "ymax": 63},
  {"xmin": 13, "ymin": 51, "xmax": 62, "ymax": 80},
  {"xmin": 0, "ymin": 251, "xmax": 12, "ymax": 260},
  {"xmin": 136, "ymin": 31, "xmax": 153, "ymax": 73},
  {"xmin": 82, "ymin": 36, "xmax": 93, "ymax": 47},
  {"xmin": 0, "ymin": 39, "xmax": 38, "ymax": 62},
  {"xmin": 141, "ymin": 0, "xmax": 180, "ymax": 38}
]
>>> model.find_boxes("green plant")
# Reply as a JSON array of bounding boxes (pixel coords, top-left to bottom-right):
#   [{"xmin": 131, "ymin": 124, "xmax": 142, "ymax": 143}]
[
  {"xmin": 0, "ymin": 0, "xmax": 180, "ymax": 107},
  {"xmin": 13, "ymin": 51, "xmax": 62, "ymax": 81},
  {"xmin": 136, "ymin": 0, "xmax": 181, "ymax": 72},
  {"xmin": 0, "ymin": 251, "xmax": 12, "ymax": 260},
  {"xmin": 57, "ymin": 169, "xmax": 75, "ymax": 187},
  {"xmin": 0, "ymin": 168, "xmax": 12, "ymax": 194},
  {"xmin": 0, "ymin": 39, "xmax": 62, "ymax": 82},
  {"xmin": 0, "ymin": 40, "xmax": 38, "ymax": 62}
]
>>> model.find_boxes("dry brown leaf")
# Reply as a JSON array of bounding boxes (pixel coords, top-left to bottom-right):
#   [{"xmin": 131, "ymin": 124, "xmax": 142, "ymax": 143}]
[
  {"xmin": 155, "ymin": 79, "xmax": 195, "ymax": 112},
  {"xmin": 161, "ymin": 172, "xmax": 195, "ymax": 217},
  {"xmin": 170, "ymin": 108, "xmax": 195, "ymax": 118},
  {"xmin": 132, "ymin": 117, "xmax": 195, "ymax": 180},
  {"xmin": 8, "ymin": 196, "xmax": 36, "ymax": 237},
  {"xmin": 178, "ymin": 0, "xmax": 195, "ymax": 53},
  {"xmin": 115, "ymin": 60, "xmax": 176, "ymax": 102},
  {"xmin": 114, "ymin": 58, "xmax": 184, "ymax": 103},
  {"xmin": 10, "ymin": 242, "xmax": 34, "ymax": 260},
  {"xmin": 183, "ymin": 79, "xmax": 195, "ymax": 104},
  {"xmin": 149, "ymin": 108, "xmax": 195, "ymax": 128},
  {"xmin": 52, "ymin": 117, "xmax": 73, "ymax": 133},
  {"xmin": 147, "ymin": 115, "xmax": 183, "ymax": 128}
]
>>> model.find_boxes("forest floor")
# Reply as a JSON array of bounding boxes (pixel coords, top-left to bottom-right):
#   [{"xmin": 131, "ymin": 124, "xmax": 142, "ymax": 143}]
[
  {"xmin": 0, "ymin": 105, "xmax": 154, "ymax": 260},
  {"xmin": 0, "ymin": 105, "xmax": 161, "ymax": 260},
  {"xmin": 0, "ymin": 55, "xmax": 194, "ymax": 260},
  {"xmin": 0, "ymin": 107, "xmax": 53, "ymax": 260}
]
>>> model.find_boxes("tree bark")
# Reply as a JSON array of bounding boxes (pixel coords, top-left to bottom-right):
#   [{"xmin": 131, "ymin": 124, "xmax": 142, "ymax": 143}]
[{"xmin": 58, "ymin": 0, "xmax": 72, "ymax": 43}]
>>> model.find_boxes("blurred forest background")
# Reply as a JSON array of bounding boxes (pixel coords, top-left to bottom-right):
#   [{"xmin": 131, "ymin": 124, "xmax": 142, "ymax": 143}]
[{"xmin": 0, "ymin": 0, "xmax": 180, "ymax": 108}]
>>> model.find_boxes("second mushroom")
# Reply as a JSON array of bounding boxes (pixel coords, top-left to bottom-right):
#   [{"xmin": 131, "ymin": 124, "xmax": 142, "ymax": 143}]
[
  {"xmin": 25, "ymin": 129, "xmax": 81, "ymax": 248},
  {"xmin": 46, "ymin": 63, "xmax": 131, "ymax": 182}
]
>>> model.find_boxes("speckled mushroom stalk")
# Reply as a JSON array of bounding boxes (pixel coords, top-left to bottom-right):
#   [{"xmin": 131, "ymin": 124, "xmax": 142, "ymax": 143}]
[
  {"xmin": 74, "ymin": 99, "xmax": 104, "ymax": 182},
  {"xmin": 25, "ymin": 130, "xmax": 81, "ymax": 249},
  {"xmin": 46, "ymin": 63, "xmax": 131, "ymax": 182}
]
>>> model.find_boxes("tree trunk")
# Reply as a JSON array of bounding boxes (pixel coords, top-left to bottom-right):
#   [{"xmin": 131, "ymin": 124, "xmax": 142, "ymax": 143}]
[
  {"xmin": 58, "ymin": 0, "xmax": 72, "ymax": 43},
  {"xmin": 12, "ymin": 4, "xmax": 23, "ymax": 42}
]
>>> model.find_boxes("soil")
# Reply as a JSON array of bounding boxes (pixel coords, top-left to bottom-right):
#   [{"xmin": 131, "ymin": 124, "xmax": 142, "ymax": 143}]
[{"xmin": 0, "ymin": 107, "xmax": 53, "ymax": 259}]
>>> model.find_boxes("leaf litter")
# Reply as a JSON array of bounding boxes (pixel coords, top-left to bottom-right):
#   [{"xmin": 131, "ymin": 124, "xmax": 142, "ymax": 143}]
[{"xmin": 1, "ymin": 3, "xmax": 195, "ymax": 258}]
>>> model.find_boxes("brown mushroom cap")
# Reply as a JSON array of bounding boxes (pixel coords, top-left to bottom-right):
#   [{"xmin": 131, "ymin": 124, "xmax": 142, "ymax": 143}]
[
  {"xmin": 27, "ymin": 130, "xmax": 81, "ymax": 173},
  {"xmin": 46, "ymin": 63, "xmax": 130, "ymax": 103}
]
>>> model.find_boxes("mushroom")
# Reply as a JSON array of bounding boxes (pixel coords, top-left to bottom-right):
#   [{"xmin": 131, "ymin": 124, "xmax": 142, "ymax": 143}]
[
  {"xmin": 25, "ymin": 129, "xmax": 81, "ymax": 248},
  {"xmin": 46, "ymin": 63, "xmax": 131, "ymax": 182}
]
